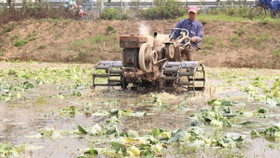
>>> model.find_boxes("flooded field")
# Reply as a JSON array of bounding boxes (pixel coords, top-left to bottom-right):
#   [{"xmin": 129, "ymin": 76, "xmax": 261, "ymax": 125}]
[{"xmin": 0, "ymin": 61, "xmax": 280, "ymax": 157}]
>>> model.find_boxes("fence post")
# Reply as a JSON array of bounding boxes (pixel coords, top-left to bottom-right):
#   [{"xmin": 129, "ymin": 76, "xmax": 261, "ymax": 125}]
[
  {"xmin": 100, "ymin": 0, "xmax": 103, "ymax": 14},
  {"xmin": 120, "ymin": 0, "xmax": 122, "ymax": 12}
]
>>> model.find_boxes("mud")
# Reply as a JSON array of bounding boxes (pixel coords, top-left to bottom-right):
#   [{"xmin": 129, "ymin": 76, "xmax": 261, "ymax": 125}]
[{"xmin": 0, "ymin": 62, "xmax": 280, "ymax": 157}]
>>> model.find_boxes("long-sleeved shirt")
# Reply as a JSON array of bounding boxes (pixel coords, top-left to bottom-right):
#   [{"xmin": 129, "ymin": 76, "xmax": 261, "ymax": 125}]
[{"xmin": 171, "ymin": 19, "xmax": 204, "ymax": 47}]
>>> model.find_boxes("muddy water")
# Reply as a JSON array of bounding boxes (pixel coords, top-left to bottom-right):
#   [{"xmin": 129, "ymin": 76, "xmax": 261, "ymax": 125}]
[{"xmin": 0, "ymin": 63, "xmax": 280, "ymax": 157}]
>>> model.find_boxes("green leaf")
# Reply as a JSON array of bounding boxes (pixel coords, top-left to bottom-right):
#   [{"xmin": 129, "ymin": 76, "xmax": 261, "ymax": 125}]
[
  {"xmin": 23, "ymin": 81, "xmax": 34, "ymax": 89},
  {"xmin": 89, "ymin": 124, "xmax": 103, "ymax": 136},
  {"xmin": 84, "ymin": 149, "xmax": 98, "ymax": 155},
  {"xmin": 221, "ymin": 100, "xmax": 232, "ymax": 106},
  {"xmin": 78, "ymin": 125, "xmax": 88, "ymax": 134},
  {"xmin": 188, "ymin": 140, "xmax": 205, "ymax": 147},
  {"xmin": 207, "ymin": 99, "xmax": 217, "ymax": 105},
  {"xmin": 170, "ymin": 129, "xmax": 188, "ymax": 143},
  {"xmin": 106, "ymin": 125, "xmax": 119, "ymax": 136},
  {"xmin": 150, "ymin": 128, "xmax": 161, "ymax": 138},
  {"xmin": 92, "ymin": 110, "xmax": 110, "ymax": 116},
  {"xmin": 251, "ymin": 130, "xmax": 259, "ymax": 136},
  {"xmin": 225, "ymin": 133, "xmax": 245, "ymax": 142},
  {"xmin": 0, "ymin": 142, "xmax": 14, "ymax": 151},
  {"xmin": 110, "ymin": 142, "xmax": 124, "ymax": 152},
  {"xmin": 258, "ymin": 108, "xmax": 269, "ymax": 114},
  {"xmin": 188, "ymin": 116, "xmax": 200, "ymax": 126},
  {"xmin": 127, "ymin": 130, "xmax": 139, "ymax": 138},
  {"xmin": 239, "ymin": 121, "xmax": 260, "ymax": 126}
]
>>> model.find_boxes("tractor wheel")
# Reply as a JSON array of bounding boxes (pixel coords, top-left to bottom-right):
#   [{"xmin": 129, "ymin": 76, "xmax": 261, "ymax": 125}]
[
  {"xmin": 139, "ymin": 43, "xmax": 152, "ymax": 72},
  {"xmin": 166, "ymin": 44, "xmax": 175, "ymax": 60}
]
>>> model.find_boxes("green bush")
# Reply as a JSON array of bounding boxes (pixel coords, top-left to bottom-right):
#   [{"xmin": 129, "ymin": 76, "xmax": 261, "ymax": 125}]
[
  {"xmin": 101, "ymin": 8, "xmax": 128, "ymax": 20},
  {"xmin": 234, "ymin": 28, "xmax": 245, "ymax": 36},
  {"xmin": 272, "ymin": 49, "xmax": 280, "ymax": 57},
  {"xmin": 106, "ymin": 25, "xmax": 116, "ymax": 34},
  {"xmin": 2, "ymin": 24, "xmax": 15, "ymax": 33},
  {"xmin": 202, "ymin": 36, "xmax": 218, "ymax": 49},
  {"xmin": 0, "ymin": 9, "xmax": 4, "ymax": 16},
  {"xmin": 95, "ymin": 35, "xmax": 107, "ymax": 43},
  {"xmin": 14, "ymin": 39, "xmax": 28, "ymax": 47},
  {"xmin": 230, "ymin": 34, "xmax": 239, "ymax": 42},
  {"xmin": 0, "ymin": 48, "xmax": 6, "ymax": 52},
  {"xmin": 140, "ymin": 0, "xmax": 186, "ymax": 19},
  {"xmin": 207, "ymin": 6, "xmax": 250, "ymax": 18},
  {"xmin": 37, "ymin": 45, "xmax": 46, "ymax": 50}
]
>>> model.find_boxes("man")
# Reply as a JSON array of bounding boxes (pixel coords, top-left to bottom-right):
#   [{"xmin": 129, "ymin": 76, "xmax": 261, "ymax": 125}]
[{"xmin": 171, "ymin": 6, "xmax": 204, "ymax": 61}]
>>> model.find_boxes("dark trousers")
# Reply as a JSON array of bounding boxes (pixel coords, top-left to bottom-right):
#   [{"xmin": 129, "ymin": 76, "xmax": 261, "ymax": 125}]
[{"xmin": 181, "ymin": 45, "xmax": 195, "ymax": 61}]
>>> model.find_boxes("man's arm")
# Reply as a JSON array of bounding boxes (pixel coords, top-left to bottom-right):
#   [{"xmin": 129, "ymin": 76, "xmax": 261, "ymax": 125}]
[{"xmin": 192, "ymin": 22, "xmax": 204, "ymax": 45}]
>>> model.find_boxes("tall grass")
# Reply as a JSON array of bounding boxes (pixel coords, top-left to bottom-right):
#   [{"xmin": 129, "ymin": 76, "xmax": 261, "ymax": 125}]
[
  {"xmin": 100, "ymin": 8, "xmax": 129, "ymax": 20},
  {"xmin": 206, "ymin": 6, "xmax": 251, "ymax": 18},
  {"xmin": 140, "ymin": 0, "xmax": 187, "ymax": 19},
  {"xmin": 69, "ymin": 34, "xmax": 120, "ymax": 62},
  {"xmin": 0, "ymin": 9, "xmax": 4, "ymax": 16}
]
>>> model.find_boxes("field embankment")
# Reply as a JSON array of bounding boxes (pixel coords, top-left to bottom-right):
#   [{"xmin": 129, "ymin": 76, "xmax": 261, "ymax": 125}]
[{"xmin": 0, "ymin": 19, "xmax": 280, "ymax": 68}]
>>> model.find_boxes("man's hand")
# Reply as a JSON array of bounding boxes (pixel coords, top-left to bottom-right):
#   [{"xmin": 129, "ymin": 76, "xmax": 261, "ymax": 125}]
[{"xmin": 190, "ymin": 37, "xmax": 199, "ymax": 43}]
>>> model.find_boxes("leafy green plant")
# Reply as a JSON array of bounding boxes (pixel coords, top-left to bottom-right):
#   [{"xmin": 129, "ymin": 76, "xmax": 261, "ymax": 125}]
[
  {"xmin": 0, "ymin": 142, "xmax": 25, "ymax": 157},
  {"xmin": 140, "ymin": 0, "xmax": 186, "ymax": 19},
  {"xmin": 234, "ymin": 28, "xmax": 245, "ymax": 36},
  {"xmin": 272, "ymin": 49, "xmax": 280, "ymax": 57},
  {"xmin": 69, "ymin": 34, "xmax": 112, "ymax": 62},
  {"xmin": 36, "ymin": 96, "xmax": 47, "ymax": 104},
  {"xmin": 83, "ymin": 143, "xmax": 98, "ymax": 156},
  {"xmin": 71, "ymin": 91, "xmax": 81, "ymax": 96},
  {"xmin": 101, "ymin": 8, "xmax": 128, "ymax": 20},
  {"xmin": 37, "ymin": 45, "xmax": 46, "ymax": 50},
  {"xmin": 230, "ymin": 34, "xmax": 240, "ymax": 47},
  {"xmin": 23, "ymin": 81, "xmax": 35, "ymax": 89},
  {"xmin": 14, "ymin": 39, "xmax": 28, "ymax": 47},
  {"xmin": 0, "ymin": 9, "xmax": 4, "ymax": 16},
  {"xmin": 61, "ymin": 106, "xmax": 77, "ymax": 117},
  {"xmin": 206, "ymin": 6, "xmax": 250, "ymax": 18},
  {"xmin": 2, "ymin": 24, "xmax": 15, "ymax": 33},
  {"xmin": 252, "ymin": 124, "xmax": 280, "ymax": 138},
  {"xmin": 202, "ymin": 36, "xmax": 218, "ymax": 49},
  {"xmin": 262, "ymin": 19, "xmax": 269, "ymax": 25},
  {"xmin": 27, "ymin": 32, "xmax": 37, "ymax": 41},
  {"xmin": 11, "ymin": 35, "xmax": 20, "ymax": 40},
  {"xmin": 55, "ymin": 32, "xmax": 64, "ymax": 39},
  {"xmin": 188, "ymin": 107, "xmax": 232, "ymax": 127},
  {"xmin": 106, "ymin": 25, "xmax": 116, "ymax": 33}
]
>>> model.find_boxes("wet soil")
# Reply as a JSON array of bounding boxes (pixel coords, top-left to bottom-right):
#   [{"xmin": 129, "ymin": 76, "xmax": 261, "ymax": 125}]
[{"xmin": 0, "ymin": 62, "xmax": 280, "ymax": 157}]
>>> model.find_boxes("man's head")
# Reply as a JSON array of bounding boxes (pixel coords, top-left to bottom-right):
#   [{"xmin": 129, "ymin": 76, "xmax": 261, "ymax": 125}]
[{"xmin": 188, "ymin": 6, "xmax": 198, "ymax": 22}]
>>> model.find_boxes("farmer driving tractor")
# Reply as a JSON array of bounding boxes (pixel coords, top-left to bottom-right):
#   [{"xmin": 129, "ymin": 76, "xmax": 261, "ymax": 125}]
[{"xmin": 171, "ymin": 6, "xmax": 204, "ymax": 61}]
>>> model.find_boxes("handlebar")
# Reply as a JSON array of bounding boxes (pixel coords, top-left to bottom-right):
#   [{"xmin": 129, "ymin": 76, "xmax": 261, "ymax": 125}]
[{"xmin": 163, "ymin": 28, "xmax": 190, "ymax": 38}]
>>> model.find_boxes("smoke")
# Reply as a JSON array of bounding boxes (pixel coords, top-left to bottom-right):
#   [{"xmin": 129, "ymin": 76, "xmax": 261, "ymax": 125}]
[{"xmin": 139, "ymin": 21, "xmax": 150, "ymax": 36}]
